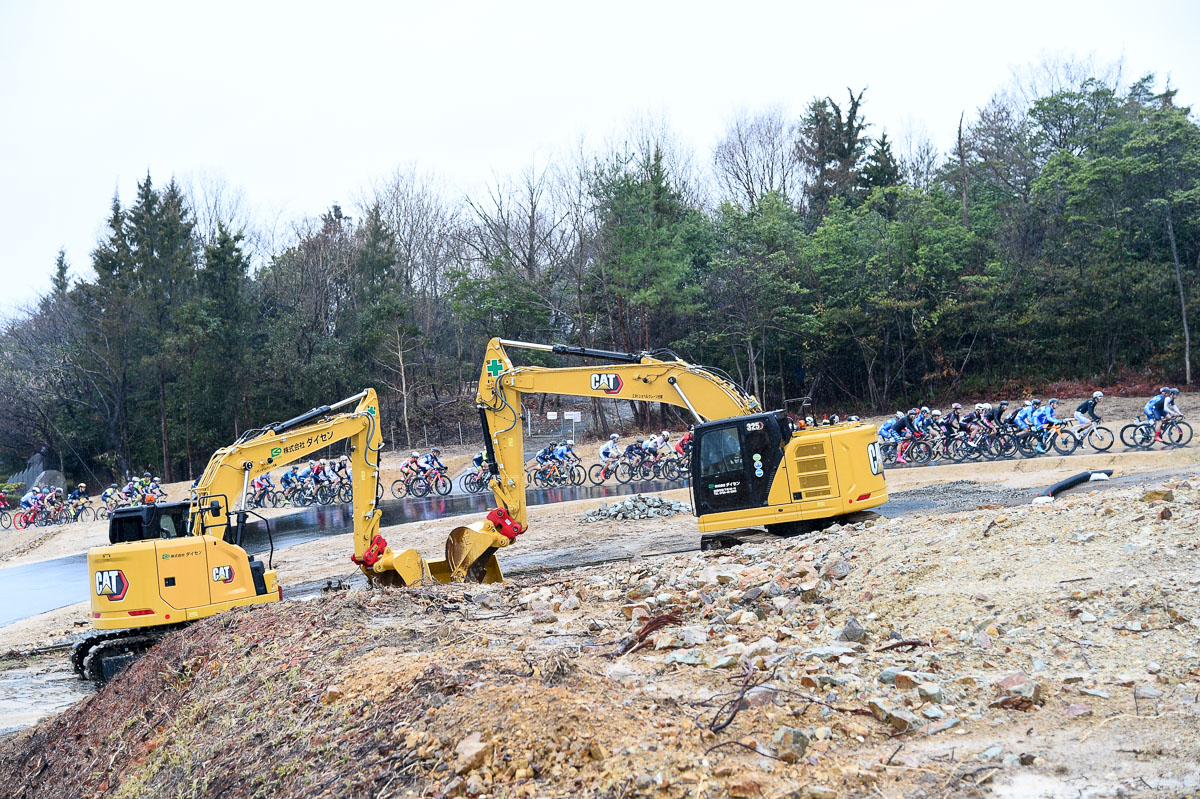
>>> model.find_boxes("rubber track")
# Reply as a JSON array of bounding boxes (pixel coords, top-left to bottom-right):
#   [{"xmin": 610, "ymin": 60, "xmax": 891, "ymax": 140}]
[{"xmin": 81, "ymin": 632, "xmax": 166, "ymax": 684}]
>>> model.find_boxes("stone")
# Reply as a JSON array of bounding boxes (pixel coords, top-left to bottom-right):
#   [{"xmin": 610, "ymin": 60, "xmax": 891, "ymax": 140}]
[
  {"xmin": 464, "ymin": 774, "xmax": 485, "ymax": 796},
  {"xmin": 728, "ymin": 773, "xmax": 769, "ymax": 798},
  {"xmin": 772, "ymin": 725, "xmax": 809, "ymax": 763},
  {"xmin": 588, "ymin": 742, "xmax": 610, "ymax": 761},
  {"xmin": 1077, "ymin": 611, "xmax": 1097, "ymax": 624},
  {"xmin": 893, "ymin": 671, "xmax": 939, "ymax": 690},
  {"xmin": 807, "ymin": 787, "xmax": 838, "ymax": 799},
  {"xmin": 1064, "ymin": 704, "xmax": 1092, "ymax": 717},
  {"xmin": 805, "ymin": 643, "xmax": 859, "ymax": 661},
  {"xmin": 922, "ymin": 706, "xmax": 946, "ymax": 720},
  {"xmin": 621, "ymin": 603, "xmax": 649, "ymax": 620},
  {"xmin": 743, "ymin": 637, "xmax": 777, "ymax": 660},
  {"xmin": 868, "ymin": 698, "xmax": 923, "ymax": 733},
  {"xmin": 1080, "ymin": 688, "xmax": 1109, "ymax": 699},
  {"xmin": 838, "ymin": 617, "xmax": 866, "ymax": 642},
  {"xmin": 1133, "ymin": 684, "xmax": 1163, "ymax": 699},
  {"xmin": 559, "ymin": 595, "xmax": 581, "ymax": 611},
  {"xmin": 917, "ymin": 682, "xmax": 943, "ymax": 703},
  {"xmin": 532, "ymin": 611, "xmax": 557, "ymax": 624},
  {"xmin": 454, "ymin": 732, "xmax": 491, "ymax": 774},
  {"xmin": 924, "ymin": 717, "xmax": 960, "ymax": 735},
  {"xmin": 663, "ymin": 649, "xmax": 704, "ymax": 665},
  {"xmin": 994, "ymin": 672, "xmax": 1043, "ymax": 704},
  {"xmin": 877, "ymin": 666, "xmax": 903, "ymax": 685},
  {"xmin": 822, "ymin": 559, "xmax": 852, "ymax": 580},
  {"xmin": 1141, "ymin": 487, "xmax": 1174, "ymax": 502}
]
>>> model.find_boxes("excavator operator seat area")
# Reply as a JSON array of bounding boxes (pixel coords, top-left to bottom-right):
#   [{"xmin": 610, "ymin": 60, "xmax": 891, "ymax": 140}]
[
  {"xmin": 108, "ymin": 502, "xmax": 192, "ymax": 544},
  {"xmin": 690, "ymin": 413, "xmax": 785, "ymax": 515}
]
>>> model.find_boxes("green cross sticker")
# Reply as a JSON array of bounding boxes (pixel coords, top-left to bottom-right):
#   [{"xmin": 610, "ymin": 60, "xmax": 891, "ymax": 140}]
[{"xmin": 486, "ymin": 359, "xmax": 504, "ymax": 377}]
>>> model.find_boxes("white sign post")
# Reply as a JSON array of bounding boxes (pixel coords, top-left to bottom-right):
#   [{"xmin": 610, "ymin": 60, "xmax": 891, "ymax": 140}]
[{"xmin": 564, "ymin": 410, "xmax": 582, "ymax": 440}]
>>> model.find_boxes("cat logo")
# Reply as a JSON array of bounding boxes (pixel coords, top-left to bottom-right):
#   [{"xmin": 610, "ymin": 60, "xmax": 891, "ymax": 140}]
[
  {"xmin": 95, "ymin": 569, "xmax": 128, "ymax": 601},
  {"xmin": 212, "ymin": 565, "xmax": 235, "ymax": 584},
  {"xmin": 867, "ymin": 442, "xmax": 883, "ymax": 476},
  {"xmin": 590, "ymin": 373, "xmax": 623, "ymax": 395}
]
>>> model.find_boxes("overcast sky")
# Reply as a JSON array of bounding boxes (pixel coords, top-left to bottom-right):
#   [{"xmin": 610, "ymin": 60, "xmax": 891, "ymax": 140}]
[{"xmin": 1, "ymin": 0, "xmax": 1197, "ymax": 316}]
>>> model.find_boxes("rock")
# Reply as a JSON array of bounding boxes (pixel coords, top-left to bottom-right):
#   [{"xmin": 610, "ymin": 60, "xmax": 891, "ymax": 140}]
[
  {"xmin": 972, "ymin": 631, "xmax": 993, "ymax": 650},
  {"xmin": 745, "ymin": 686, "xmax": 780, "ymax": 707},
  {"xmin": 1077, "ymin": 611, "xmax": 1097, "ymax": 624},
  {"xmin": 868, "ymin": 698, "xmax": 923, "ymax": 733},
  {"xmin": 922, "ymin": 706, "xmax": 946, "ymax": 720},
  {"xmin": 1133, "ymin": 684, "xmax": 1163, "ymax": 700},
  {"xmin": 464, "ymin": 774, "xmax": 485, "ymax": 796},
  {"xmin": 924, "ymin": 717, "xmax": 959, "ymax": 735},
  {"xmin": 532, "ymin": 611, "xmax": 557, "ymax": 624},
  {"xmin": 1159, "ymin": 507, "xmax": 1173, "ymax": 521},
  {"xmin": 621, "ymin": 604, "xmax": 650, "ymax": 623},
  {"xmin": 437, "ymin": 776, "xmax": 465, "ymax": 798},
  {"xmin": 917, "ymin": 682, "xmax": 943, "ymax": 703},
  {"xmin": 894, "ymin": 671, "xmax": 939, "ymax": 690},
  {"xmin": 980, "ymin": 745, "xmax": 1003, "ymax": 760},
  {"xmin": 454, "ymin": 732, "xmax": 491, "ymax": 774},
  {"xmin": 728, "ymin": 772, "xmax": 769, "ymax": 798},
  {"xmin": 772, "ymin": 725, "xmax": 809, "ymax": 763},
  {"xmin": 705, "ymin": 654, "xmax": 740, "ymax": 669},
  {"xmin": 807, "ymin": 787, "xmax": 838, "ymax": 799},
  {"xmin": 822, "ymin": 559, "xmax": 852, "ymax": 580},
  {"xmin": 994, "ymin": 672, "xmax": 1043, "ymax": 704},
  {"xmin": 1141, "ymin": 487, "xmax": 1174, "ymax": 502},
  {"xmin": 1064, "ymin": 704, "xmax": 1092, "ymax": 717},
  {"xmin": 1146, "ymin": 662, "xmax": 1162, "ymax": 674},
  {"xmin": 805, "ymin": 643, "xmax": 859, "ymax": 661},
  {"xmin": 838, "ymin": 617, "xmax": 866, "ymax": 642},
  {"xmin": 743, "ymin": 637, "xmax": 777, "ymax": 660},
  {"xmin": 559, "ymin": 595, "xmax": 581, "ymax": 611},
  {"xmin": 587, "ymin": 741, "xmax": 610, "ymax": 761},
  {"xmin": 1080, "ymin": 688, "xmax": 1109, "ymax": 699}
]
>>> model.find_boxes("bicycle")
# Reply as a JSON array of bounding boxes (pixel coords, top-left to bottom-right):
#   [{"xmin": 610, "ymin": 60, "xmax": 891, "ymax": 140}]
[
  {"xmin": 1124, "ymin": 415, "xmax": 1192, "ymax": 449},
  {"xmin": 462, "ymin": 466, "xmax": 491, "ymax": 494},
  {"xmin": 69, "ymin": 500, "xmax": 96, "ymax": 523},
  {"xmin": 390, "ymin": 471, "xmax": 430, "ymax": 499},
  {"xmin": 1069, "ymin": 419, "xmax": 1114, "ymax": 452}
]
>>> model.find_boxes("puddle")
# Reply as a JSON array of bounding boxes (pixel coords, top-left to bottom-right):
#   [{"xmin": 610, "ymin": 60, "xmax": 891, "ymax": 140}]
[{"xmin": 0, "ymin": 652, "xmax": 95, "ymax": 737}]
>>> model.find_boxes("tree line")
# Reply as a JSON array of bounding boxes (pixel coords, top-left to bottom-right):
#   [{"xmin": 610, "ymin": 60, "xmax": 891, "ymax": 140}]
[{"xmin": 2, "ymin": 65, "xmax": 1198, "ymax": 484}]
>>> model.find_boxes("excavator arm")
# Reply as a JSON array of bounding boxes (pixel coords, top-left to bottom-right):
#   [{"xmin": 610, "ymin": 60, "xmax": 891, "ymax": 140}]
[{"xmin": 188, "ymin": 388, "xmax": 427, "ymax": 585}]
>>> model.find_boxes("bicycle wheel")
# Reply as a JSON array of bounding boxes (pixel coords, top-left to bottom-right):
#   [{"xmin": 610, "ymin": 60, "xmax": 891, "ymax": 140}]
[
  {"xmin": 1086, "ymin": 426, "xmax": 1114, "ymax": 452},
  {"xmin": 1168, "ymin": 420, "xmax": 1193, "ymax": 447},
  {"xmin": 390, "ymin": 479, "xmax": 408, "ymax": 499},
  {"xmin": 615, "ymin": 462, "xmax": 633, "ymax": 484},
  {"xmin": 1052, "ymin": 429, "xmax": 1078, "ymax": 455},
  {"xmin": 588, "ymin": 464, "xmax": 609, "ymax": 485},
  {"xmin": 315, "ymin": 485, "xmax": 334, "ymax": 505},
  {"xmin": 569, "ymin": 465, "xmax": 586, "ymax": 486},
  {"xmin": 433, "ymin": 474, "xmax": 452, "ymax": 496},
  {"xmin": 338, "ymin": 484, "xmax": 353, "ymax": 503},
  {"xmin": 410, "ymin": 477, "xmax": 431, "ymax": 497},
  {"xmin": 1119, "ymin": 423, "xmax": 1139, "ymax": 448},
  {"xmin": 908, "ymin": 439, "xmax": 932, "ymax": 465},
  {"xmin": 0, "ymin": 510, "xmax": 9, "ymax": 530},
  {"xmin": 1132, "ymin": 423, "xmax": 1156, "ymax": 449},
  {"xmin": 14, "ymin": 512, "xmax": 28, "ymax": 530},
  {"xmin": 76, "ymin": 507, "xmax": 95, "ymax": 523},
  {"xmin": 879, "ymin": 442, "xmax": 897, "ymax": 465}
]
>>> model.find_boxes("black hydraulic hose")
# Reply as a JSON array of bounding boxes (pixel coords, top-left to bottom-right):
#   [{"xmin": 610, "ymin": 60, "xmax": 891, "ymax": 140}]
[{"xmin": 1037, "ymin": 469, "xmax": 1114, "ymax": 498}]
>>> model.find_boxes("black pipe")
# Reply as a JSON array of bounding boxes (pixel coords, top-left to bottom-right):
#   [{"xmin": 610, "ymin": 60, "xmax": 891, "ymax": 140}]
[
  {"xmin": 551, "ymin": 344, "xmax": 642, "ymax": 363},
  {"xmin": 270, "ymin": 405, "xmax": 332, "ymax": 435},
  {"xmin": 478, "ymin": 407, "xmax": 498, "ymax": 478},
  {"xmin": 1038, "ymin": 469, "xmax": 1114, "ymax": 498}
]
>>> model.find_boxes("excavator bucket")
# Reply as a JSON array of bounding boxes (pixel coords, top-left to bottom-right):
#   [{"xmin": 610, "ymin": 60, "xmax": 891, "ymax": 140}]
[
  {"xmin": 369, "ymin": 547, "xmax": 431, "ymax": 588},
  {"xmin": 427, "ymin": 522, "xmax": 505, "ymax": 584}
]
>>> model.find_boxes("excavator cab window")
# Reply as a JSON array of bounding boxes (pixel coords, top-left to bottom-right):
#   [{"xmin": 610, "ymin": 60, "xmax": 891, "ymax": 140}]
[
  {"xmin": 690, "ymin": 414, "xmax": 784, "ymax": 516},
  {"xmin": 108, "ymin": 502, "xmax": 192, "ymax": 544}
]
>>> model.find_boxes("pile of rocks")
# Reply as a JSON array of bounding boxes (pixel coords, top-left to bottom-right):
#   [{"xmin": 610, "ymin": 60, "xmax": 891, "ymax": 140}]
[{"xmin": 578, "ymin": 494, "xmax": 691, "ymax": 523}]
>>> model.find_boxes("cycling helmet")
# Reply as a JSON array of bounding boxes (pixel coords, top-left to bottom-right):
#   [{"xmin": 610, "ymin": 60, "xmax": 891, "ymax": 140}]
[
  {"xmin": 1048, "ymin": 398, "xmax": 1059, "ymax": 406},
  {"xmin": 153, "ymin": 476, "xmax": 160, "ymax": 482},
  {"xmin": 431, "ymin": 448, "xmax": 440, "ymax": 454},
  {"xmin": 143, "ymin": 472, "xmax": 151, "ymax": 478},
  {"xmin": 1023, "ymin": 400, "xmax": 1033, "ymax": 407},
  {"xmin": 931, "ymin": 409, "xmax": 942, "ymax": 417},
  {"xmin": 78, "ymin": 483, "xmax": 86, "ymax": 489},
  {"xmin": 805, "ymin": 417, "xmax": 815, "ymax": 426},
  {"xmin": 999, "ymin": 400, "xmax": 1009, "ymax": 407},
  {"xmin": 907, "ymin": 408, "xmax": 918, "ymax": 416},
  {"xmin": 1161, "ymin": 386, "xmax": 1170, "ymax": 394},
  {"xmin": 609, "ymin": 433, "xmax": 619, "ymax": 440},
  {"xmin": 1170, "ymin": 388, "xmax": 1180, "ymax": 395},
  {"xmin": 410, "ymin": 451, "xmax": 419, "ymax": 458},
  {"xmin": 920, "ymin": 406, "xmax": 929, "ymax": 413},
  {"xmin": 55, "ymin": 487, "xmax": 63, "ymax": 494},
  {"xmin": 1032, "ymin": 398, "xmax": 1042, "ymax": 406},
  {"xmin": 340, "ymin": 455, "xmax": 350, "ymax": 461},
  {"xmin": 1092, "ymin": 390, "xmax": 1104, "ymax": 399},
  {"xmin": 566, "ymin": 440, "xmax": 574, "ymax": 446},
  {"xmin": 846, "ymin": 415, "xmax": 859, "ymax": 422},
  {"xmin": 895, "ymin": 411, "xmax": 904, "ymax": 419},
  {"xmin": 951, "ymin": 403, "xmax": 962, "ymax": 410},
  {"xmin": 319, "ymin": 458, "xmax": 328, "ymax": 464},
  {"xmin": 973, "ymin": 403, "xmax": 983, "ymax": 411},
  {"xmin": 290, "ymin": 465, "xmax": 298, "ymax": 470},
  {"xmin": 983, "ymin": 403, "xmax": 992, "ymax": 410},
  {"xmin": 636, "ymin": 438, "xmax": 644, "ymax": 443},
  {"xmin": 308, "ymin": 460, "xmax": 316, "ymax": 466},
  {"xmin": 831, "ymin": 414, "xmax": 840, "ymax": 423},
  {"xmin": 109, "ymin": 483, "xmax": 117, "ymax": 489},
  {"xmin": 661, "ymin": 431, "xmax": 670, "ymax": 439}
]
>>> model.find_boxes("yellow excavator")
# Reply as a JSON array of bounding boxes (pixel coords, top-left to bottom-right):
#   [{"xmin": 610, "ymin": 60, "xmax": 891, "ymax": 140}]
[
  {"xmin": 453, "ymin": 338, "xmax": 888, "ymax": 571},
  {"xmin": 75, "ymin": 389, "xmax": 441, "ymax": 682}
]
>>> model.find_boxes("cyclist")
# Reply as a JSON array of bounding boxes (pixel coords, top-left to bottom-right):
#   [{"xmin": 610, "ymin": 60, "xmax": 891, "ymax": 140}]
[
  {"xmin": 311, "ymin": 459, "xmax": 330, "ymax": 484},
  {"xmin": 1033, "ymin": 399, "xmax": 1064, "ymax": 452},
  {"xmin": 1144, "ymin": 388, "xmax": 1170, "ymax": 442},
  {"xmin": 148, "ymin": 477, "xmax": 166, "ymax": 499},
  {"xmin": 1165, "ymin": 387, "xmax": 1183, "ymax": 419},
  {"xmin": 280, "ymin": 465, "xmax": 301, "ymax": 501},
  {"xmin": 250, "ymin": 474, "xmax": 273, "ymax": 506},
  {"xmin": 1075, "ymin": 391, "xmax": 1104, "ymax": 432},
  {"xmin": 675, "ymin": 428, "xmax": 693, "ymax": 457},
  {"xmin": 19, "ymin": 486, "xmax": 37, "ymax": 511},
  {"xmin": 988, "ymin": 400, "xmax": 1009, "ymax": 427},
  {"xmin": 940, "ymin": 403, "xmax": 964, "ymax": 436},
  {"xmin": 599, "ymin": 433, "xmax": 620, "ymax": 463},
  {"xmin": 331, "ymin": 455, "xmax": 351, "ymax": 483},
  {"xmin": 418, "ymin": 448, "xmax": 445, "ymax": 475},
  {"xmin": 912, "ymin": 407, "xmax": 933, "ymax": 435},
  {"xmin": 533, "ymin": 443, "xmax": 557, "ymax": 477},
  {"xmin": 622, "ymin": 437, "xmax": 645, "ymax": 462},
  {"xmin": 471, "ymin": 448, "xmax": 488, "ymax": 470},
  {"xmin": 101, "ymin": 483, "xmax": 120, "ymax": 508},
  {"xmin": 399, "ymin": 452, "xmax": 422, "ymax": 482},
  {"xmin": 892, "ymin": 408, "xmax": 918, "ymax": 463},
  {"xmin": 878, "ymin": 412, "xmax": 903, "ymax": 442}
]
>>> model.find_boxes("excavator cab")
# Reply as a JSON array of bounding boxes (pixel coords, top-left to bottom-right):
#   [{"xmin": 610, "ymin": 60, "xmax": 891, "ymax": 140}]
[{"xmin": 690, "ymin": 411, "xmax": 791, "ymax": 516}]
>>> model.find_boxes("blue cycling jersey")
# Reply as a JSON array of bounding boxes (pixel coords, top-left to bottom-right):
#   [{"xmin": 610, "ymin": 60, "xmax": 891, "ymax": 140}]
[
  {"xmin": 1015, "ymin": 408, "xmax": 1034, "ymax": 428},
  {"xmin": 879, "ymin": 419, "xmax": 897, "ymax": 435},
  {"xmin": 280, "ymin": 471, "xmax": 298, "ymax": 487}
]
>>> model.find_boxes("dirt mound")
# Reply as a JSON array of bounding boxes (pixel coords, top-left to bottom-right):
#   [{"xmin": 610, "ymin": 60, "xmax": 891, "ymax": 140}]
[{"xmin": 3, "ymin": 478, "xmax": 1199, "ymax": 798}]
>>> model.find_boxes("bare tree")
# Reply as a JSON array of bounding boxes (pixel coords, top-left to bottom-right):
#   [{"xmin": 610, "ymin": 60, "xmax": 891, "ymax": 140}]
[{"xmin": 713, "ymin": 107, "xmax": 802, "ymax": 208}]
